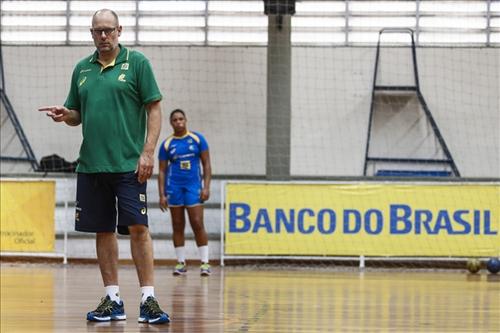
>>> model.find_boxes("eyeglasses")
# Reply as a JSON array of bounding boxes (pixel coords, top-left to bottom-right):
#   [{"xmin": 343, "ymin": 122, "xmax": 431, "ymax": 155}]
[{"xmin": 90, "ymin": 27, "xmax": 117, "ymax": 37}]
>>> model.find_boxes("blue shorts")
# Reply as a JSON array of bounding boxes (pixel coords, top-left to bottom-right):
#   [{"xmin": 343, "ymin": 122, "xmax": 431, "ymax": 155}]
[
  {"xmin": 166, "ymin": 182, "xmax": 202, "ymax": 207},
  {"xmin": 75, "ymin": 172, "xmax": 148, "ymax": 235}
]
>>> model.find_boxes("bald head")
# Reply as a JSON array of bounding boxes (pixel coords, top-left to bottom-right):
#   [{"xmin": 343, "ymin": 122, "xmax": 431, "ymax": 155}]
[
  {"xmin": 91, "ymin": 9, "xmax": 122, "ymax": 56},
  {"xmin": 92, "ymin": 9, "xmax": 119, "ymax": 26}
]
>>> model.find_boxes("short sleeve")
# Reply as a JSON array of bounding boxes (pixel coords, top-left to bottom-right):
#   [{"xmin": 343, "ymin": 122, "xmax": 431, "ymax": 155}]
[
  {"xmin": 137, "ymin": 58, "xmax": 162, "ymax": 105},
  {"xmin": 63, "ymin": 65, "xmax": 81, "ymax": 111},
  {"xmin": 158, "ymin": 139, "xmax": 169, "ymax": 161},
  {"xmin": 198, "ymin": 133, "xmax": 209, "ymax": 152}
]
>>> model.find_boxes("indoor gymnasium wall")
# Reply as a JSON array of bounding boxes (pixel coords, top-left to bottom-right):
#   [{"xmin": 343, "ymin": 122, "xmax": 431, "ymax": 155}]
[{"xmin": 2, "ymin": 46, "xmax": 499, "ymax": 177}]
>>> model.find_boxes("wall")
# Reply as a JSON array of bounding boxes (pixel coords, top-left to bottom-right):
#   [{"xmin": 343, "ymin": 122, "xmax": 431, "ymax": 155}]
[{"xmin": 2, "ymin": 46, "xmax": 499, "ymax": 177}]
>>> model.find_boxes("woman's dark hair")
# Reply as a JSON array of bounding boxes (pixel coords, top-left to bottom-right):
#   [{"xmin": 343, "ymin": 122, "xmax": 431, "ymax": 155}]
[{"xmin": 170, "ymin": 108, "xmax": 186, "ymax": 120}]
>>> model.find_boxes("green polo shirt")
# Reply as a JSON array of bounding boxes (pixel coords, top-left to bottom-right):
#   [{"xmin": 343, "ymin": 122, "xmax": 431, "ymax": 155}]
[{"xmin": 64, "ymin": 45, "xmax": 162, "ymax": 173}]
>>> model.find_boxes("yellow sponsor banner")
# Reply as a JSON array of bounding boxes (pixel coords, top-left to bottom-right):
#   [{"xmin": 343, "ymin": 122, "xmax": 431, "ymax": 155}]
[
  {"xmin": 225, "ymin": 183, "xmax": 500, "ymax": 257},
  {"xmin": 1, "ymin": 180, "xmax": 55, "ymax": 252}
]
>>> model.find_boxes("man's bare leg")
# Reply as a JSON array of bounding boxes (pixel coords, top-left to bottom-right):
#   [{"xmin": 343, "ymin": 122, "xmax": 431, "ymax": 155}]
[
  {"xmin": 129, "ymin": 224, "xmax": 154, "ymax": 286},
  {"xmin": 96, "ymin": 232, "xmax": 119, "ymax": 285}
]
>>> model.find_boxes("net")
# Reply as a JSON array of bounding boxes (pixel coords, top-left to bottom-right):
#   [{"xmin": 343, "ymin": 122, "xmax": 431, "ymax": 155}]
[{"xmin": 0, "ymin": 0, "xmax": 499, "ymax": 270}]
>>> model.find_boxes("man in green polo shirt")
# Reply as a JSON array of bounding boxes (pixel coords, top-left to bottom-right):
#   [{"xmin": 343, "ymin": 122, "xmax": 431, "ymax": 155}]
[{"xmin": 39, "ymin": 9, "xmax": 170, "ymax": 324}]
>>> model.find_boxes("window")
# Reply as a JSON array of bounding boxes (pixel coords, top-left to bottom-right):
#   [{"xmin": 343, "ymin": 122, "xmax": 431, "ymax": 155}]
[{"xmin": 0, "ymin": 0, "xmax": 498, "ymax": 46}]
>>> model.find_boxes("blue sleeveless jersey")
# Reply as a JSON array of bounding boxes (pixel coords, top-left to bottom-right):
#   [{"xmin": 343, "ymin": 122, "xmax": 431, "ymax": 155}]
[{"xmin": 158, "ymin": 131, "xmax": 209, "ymax": 186}]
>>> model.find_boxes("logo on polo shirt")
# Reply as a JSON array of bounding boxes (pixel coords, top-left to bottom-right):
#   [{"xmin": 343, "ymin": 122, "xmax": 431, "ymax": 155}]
[
  {"xmin": 121, "ymin": 63, "xmax": 129, "ymax": 70},
  {"xmin": 79, "ymin": 68, "xmax": 92, "ymax": 73},
  {"xmin": 78, "ymin": 77, "xmax": 87, "ymax": 87},
  {"xmin": 118, "ymin": 74, "xmax": 126, "ymax": 82}
]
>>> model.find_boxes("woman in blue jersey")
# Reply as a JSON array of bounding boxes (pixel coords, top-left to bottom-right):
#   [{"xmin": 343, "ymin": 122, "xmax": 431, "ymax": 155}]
[{"xmin": 158, "ymin": 109, "xmax": 212, "ymax": 276}]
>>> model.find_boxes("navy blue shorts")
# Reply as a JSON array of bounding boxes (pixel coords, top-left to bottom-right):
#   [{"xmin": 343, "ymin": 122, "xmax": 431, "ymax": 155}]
[{"xmin": 75, "ymin": 172, "xmax": 148, "ymax": 235}]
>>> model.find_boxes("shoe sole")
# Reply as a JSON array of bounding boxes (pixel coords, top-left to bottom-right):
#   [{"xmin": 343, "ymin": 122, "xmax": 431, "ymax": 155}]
[
  {"xmin": 173, "ymin": 271, "xmax": 187, "ymax": 276},
  {"xmin": 138, "ymin": 316, "xmax": 171, "ymax": 324},
  {"xmin": 200, "ymin": 271, "xmax": 211, "ymax": 276},
  {"xmin": 87, "ymin": 314, "xmax": 127, "ymax": 321}
]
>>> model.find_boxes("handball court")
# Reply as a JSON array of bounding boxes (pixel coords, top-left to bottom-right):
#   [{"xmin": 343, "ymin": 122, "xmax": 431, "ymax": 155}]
[{"xmin": 1, "ymin": 262, "xmax": 499, "ymax": 333}]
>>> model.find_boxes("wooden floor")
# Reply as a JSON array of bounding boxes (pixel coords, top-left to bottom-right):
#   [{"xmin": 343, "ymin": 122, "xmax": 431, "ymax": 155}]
[{"xmin": 1, "ymin": 263, "xmax": 499, "ymax": 332}]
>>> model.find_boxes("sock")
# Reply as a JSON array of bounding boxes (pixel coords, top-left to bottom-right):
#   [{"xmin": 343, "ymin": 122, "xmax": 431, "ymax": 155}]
[
  {"xmin": 105, "ymin": 285, "xmax": 120, "ymax": 303},
  {"xmin": 198, "ymin": 245, "xmax": 209, "ymax": 264},
  {"xmin": 175, "ymin": 246, "xmax": 186, "ymax": 263},
  {"xmin": 141, "ymin": 286, "xmax": 155, "ymax": 304}
]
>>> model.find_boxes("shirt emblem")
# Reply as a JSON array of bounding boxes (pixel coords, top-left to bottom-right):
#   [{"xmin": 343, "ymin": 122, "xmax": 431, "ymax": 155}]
[
  {"xmin": 121, "ymin": 63, "xmax": 129, "ymax": 70},
  {"xmin": 118, "ymin": 74, "xmax": 126, "ymax": 82},
  {"xmin": 78, "ymin": 77, "xmax": 87, "ymax": 87}
]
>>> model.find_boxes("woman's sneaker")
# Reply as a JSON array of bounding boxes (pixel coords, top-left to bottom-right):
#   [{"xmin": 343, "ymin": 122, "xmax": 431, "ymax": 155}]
[
  {"xmin": 173, "ymin": 262, "xmax": 187, "ymax": 276},
  {"xmin": 200, "ymin": 263, "xmax": 211, "ymax": 276},
  {"xmin": 138, "ymin": 296, "xmax": 171, "ymax": 324},
  {"xmin": 87, "ymin": 295, "xmax": 126, "ymax": 322}
]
